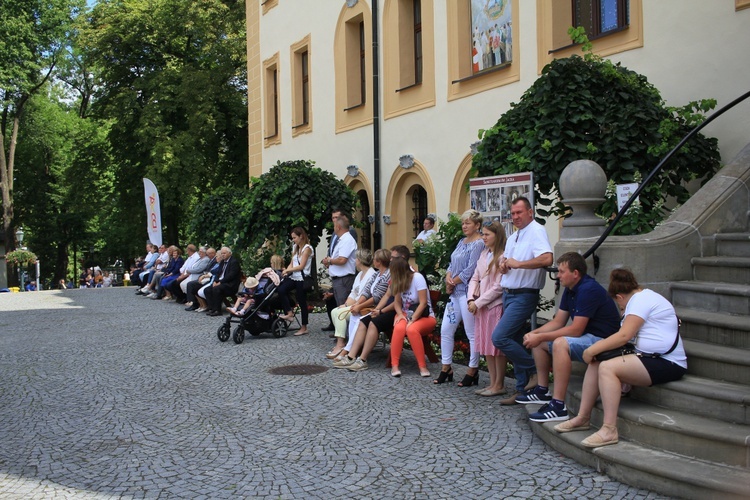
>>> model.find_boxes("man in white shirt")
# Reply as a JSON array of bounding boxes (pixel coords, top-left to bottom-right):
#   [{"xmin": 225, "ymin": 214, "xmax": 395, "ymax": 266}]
[
  {"xmin": 414, "ymin": 216, "xmax": 436, "ymax": 244},
  {"xmin": 492, "ymin": 196, "xmax": 553, "ymax": 402},
  {"xmin": 323, "ymin": 215, "xmax": 357, "ymax": 306}
]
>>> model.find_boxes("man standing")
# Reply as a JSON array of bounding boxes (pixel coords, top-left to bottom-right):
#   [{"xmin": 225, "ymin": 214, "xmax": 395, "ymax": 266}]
[
  {"xmin": 323, "ymin": 214, "xmax": 357, "ymax": 306},
  {"xmin": 492, "ymin": 196, "xmax": 553, "ymax": 404},
  {"xmin": 519, "ymin": 252, "xmax": 620, "ymax": 421},
  {"xmin": 204, "ymin": 246, "xmax": 241, "ymax": 316},
  {"xmin": 414, "ymin": 216, "xmax": 436, "ymax": 244}
]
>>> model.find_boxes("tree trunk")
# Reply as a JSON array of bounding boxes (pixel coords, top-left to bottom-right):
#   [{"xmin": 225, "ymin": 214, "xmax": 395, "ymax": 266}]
[{"xmin": 1, "ymin": 110, "xmax": 19, "ymax": 286}]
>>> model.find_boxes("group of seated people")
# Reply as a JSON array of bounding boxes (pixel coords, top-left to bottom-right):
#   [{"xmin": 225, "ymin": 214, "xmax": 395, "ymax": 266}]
[
  {"xmin": 130, "ymin": 243, "xmax": 259, "ymax": 317},
  {"xmin": 74, "ymin": 267, "xmax": 114, "ymax": 288},
  {"xmin": 127, "ymin": 216, "xmax": 687, "ymax": 449}
]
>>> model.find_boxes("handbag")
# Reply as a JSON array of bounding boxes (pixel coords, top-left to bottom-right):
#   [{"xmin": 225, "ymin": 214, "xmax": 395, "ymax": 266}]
[
  {"xmin": 302, "ymin": 272, "xmax": 315, "ymax": 292},
  {"xmin": 593, "ymin": 343, "xmax": 636, "ymax": 362}
]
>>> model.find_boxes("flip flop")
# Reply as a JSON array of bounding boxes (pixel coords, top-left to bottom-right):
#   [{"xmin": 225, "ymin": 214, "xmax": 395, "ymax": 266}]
[{"xmin": 294, "ymin": 330, "xmax": 309, "ymax": 336}]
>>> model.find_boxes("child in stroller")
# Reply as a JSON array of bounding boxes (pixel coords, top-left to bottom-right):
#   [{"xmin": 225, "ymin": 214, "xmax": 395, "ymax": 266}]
[
  {"xmin": 217, "ymin": 270, "xmax": 300, "ymax": 344},
  {"xmin": 227, "ymin": 277, "xmax": 259, "ymax": 316}
]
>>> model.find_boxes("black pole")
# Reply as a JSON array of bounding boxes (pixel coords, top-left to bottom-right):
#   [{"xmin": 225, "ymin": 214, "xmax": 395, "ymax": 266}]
[{"xmin": 371, "ymin": 0, "xmax": 382, "ymax": 250}]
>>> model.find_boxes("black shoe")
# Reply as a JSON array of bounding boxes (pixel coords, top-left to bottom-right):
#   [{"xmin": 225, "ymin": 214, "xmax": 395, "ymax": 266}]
[
  {"xmin": 185, "ymin": 305, "xmax": 198, "ymax": 311},
  {"xmin": 176, "ymin": 299, "xmax": 186, "ymax": 304},
  {"xmin": 322, "ymin": 324, "xmax": 335, "ymax": 332},
  {"xmin": 207, "ymin": 310, "xmax": 221, "ymax": 317},
  {"xmin": 457, "ymin": 371, "xmax": 479, "ymax": 388},
  {"xmin": 433, "ymin": 369, "xmax": 454, "ymax": 385}
]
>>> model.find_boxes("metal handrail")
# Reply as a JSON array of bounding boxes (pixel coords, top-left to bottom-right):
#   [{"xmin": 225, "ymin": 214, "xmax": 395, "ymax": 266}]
[{"xmin": 582, "ymin": 89, "xmax": 750, "ymax": 262}]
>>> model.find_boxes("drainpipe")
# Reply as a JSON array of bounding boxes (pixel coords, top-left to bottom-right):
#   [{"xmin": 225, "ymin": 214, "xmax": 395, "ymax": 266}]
[{"xmin": 371, "ymin": 0, "xmax": 382, "ymax": 249}]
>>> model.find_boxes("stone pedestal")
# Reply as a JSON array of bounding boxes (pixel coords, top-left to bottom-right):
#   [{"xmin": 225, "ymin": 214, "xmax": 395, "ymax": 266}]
[{"xmin": 559, "ymin": 160, "xmax": 607, "ymax": 239}]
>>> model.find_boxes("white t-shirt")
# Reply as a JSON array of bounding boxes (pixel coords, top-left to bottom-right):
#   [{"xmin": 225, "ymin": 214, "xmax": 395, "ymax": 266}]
[
  {"xmin": 400, "ymin": 273, "xmax": 434, "ymax": 318},
  {"xmin": 291, "ymin": 244, "xmax": 313, "ymax": 281},
  {"xmin": 330, "ymin": 232, "xmax": 357, "ymax": 277},
  {"xmin": 348, "ymin": 267, "xmax": 376, "ymax": 301},
  {"xmin": 500, "ymin": 219, "xmax": 552, "ymax": 290},
  {"xmin": 625, "ymin": 289, "xmax": 687, "ymax": 368}
]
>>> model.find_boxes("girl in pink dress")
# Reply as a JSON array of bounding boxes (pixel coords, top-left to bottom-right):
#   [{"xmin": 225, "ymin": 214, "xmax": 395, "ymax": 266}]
[{"xmin": 468, "ymin": 221, "xmax": 508, "ymax": 396}]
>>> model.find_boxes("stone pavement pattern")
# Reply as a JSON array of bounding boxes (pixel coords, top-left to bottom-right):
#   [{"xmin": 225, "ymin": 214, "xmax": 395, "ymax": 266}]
[{"xmin": 0, "ymin": 288, "xmax": 669, "ymax": 499}]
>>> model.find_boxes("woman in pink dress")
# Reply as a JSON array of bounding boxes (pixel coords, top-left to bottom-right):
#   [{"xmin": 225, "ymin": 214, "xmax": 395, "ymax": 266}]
[{"xmin": 467, "ymin": 221, "xmax": 508, "ymax": 396}]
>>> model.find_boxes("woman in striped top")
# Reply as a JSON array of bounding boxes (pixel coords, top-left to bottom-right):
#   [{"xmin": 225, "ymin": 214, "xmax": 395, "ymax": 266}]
[{"xmin": 434, "ymin": 210, "xmax": 485, "ymax": 386}]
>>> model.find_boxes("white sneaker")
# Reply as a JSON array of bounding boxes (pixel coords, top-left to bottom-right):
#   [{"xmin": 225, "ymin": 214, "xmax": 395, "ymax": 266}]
[
  {"xmin": 332, "ymin": 356, "xmax": 355, "ymax": 368},
  {"xmin": 347, "ymin": 358, "xmax": 368, "ymax": 372}
]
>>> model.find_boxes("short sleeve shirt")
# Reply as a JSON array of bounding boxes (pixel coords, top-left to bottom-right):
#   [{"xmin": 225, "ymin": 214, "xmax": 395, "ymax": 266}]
[
  {"xmin": 500, "ymin": 220, "xmax": 552, "ymax": 290},
  {"xmin": 400, "ymin": 273, "xmax": 434, "ymax": 318},
  {"xmin": 559, "ymin": 274, "xmax": 620, "ymax": 339}
]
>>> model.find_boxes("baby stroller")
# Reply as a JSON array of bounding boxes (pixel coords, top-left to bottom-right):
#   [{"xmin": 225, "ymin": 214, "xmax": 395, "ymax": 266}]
[{"xmin": 217, "ymin": 274, "xmax": 300, "ymax": 344}]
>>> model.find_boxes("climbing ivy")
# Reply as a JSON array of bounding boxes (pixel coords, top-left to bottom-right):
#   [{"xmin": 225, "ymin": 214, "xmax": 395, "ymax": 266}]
[{"xmin": 472, "ymin": 29, "xmax": 721, "ymax": 234}]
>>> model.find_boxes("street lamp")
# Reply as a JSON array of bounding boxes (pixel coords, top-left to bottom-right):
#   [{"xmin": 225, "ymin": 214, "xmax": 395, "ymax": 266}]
[{"xmin": 14, "ymin": 227, "xmax": 24, "ymax": 289}]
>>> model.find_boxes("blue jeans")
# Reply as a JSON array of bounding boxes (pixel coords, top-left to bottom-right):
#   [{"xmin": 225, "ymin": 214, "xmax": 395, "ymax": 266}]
[{"xmin": 491, "ymin": 291, "xmax": 539, "ymax": 392}]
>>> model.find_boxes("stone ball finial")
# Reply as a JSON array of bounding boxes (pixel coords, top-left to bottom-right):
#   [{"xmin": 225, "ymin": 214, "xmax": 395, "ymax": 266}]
[
  {"xmin": 559, "ymin": 160, "xmax": 607, "ymax": 201},
  {"xmin": 559, "ymin": 160, "xmax": 608, "ymax": 239}
]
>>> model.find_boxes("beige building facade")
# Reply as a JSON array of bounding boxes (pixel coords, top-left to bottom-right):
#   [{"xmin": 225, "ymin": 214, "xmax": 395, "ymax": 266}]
[{"xmin": 247, "ymin": 0, "xmax": 750, "ymax": 255}]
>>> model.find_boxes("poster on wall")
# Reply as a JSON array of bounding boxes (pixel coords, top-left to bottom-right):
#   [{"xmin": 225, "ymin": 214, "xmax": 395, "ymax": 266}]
[
  {"xmin": 470, "ymin": 172, "xmax": 533, "ymax": 237},
  {"xmin": 471, "ymin": 0, "xmax": 513, "ymax": 74}
]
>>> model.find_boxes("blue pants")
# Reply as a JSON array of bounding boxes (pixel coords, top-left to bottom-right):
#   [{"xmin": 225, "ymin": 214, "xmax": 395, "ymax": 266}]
[{"xmin": 491, "ymin": 291, "xmax": 539, "ymax": 392}]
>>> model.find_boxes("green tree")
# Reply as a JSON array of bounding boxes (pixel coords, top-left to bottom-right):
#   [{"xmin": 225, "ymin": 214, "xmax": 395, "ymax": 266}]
[
  {"xmin": 14, "ymin": 87, "xmax": 113, "ymax": 284},
  {"xmin": 80, "ymin": 0, "xmax": 249, "ymax": 255},
  {"xmin": 472, "ymin": 36, "xmax": 720, "ymax": 234},
  {"xmin": 236, "ymin": 160, "xmax": 358, "ymax": 252},
  {"xmin": 1, "ymin": 0, "xmax": 83, "ymax": 274}
]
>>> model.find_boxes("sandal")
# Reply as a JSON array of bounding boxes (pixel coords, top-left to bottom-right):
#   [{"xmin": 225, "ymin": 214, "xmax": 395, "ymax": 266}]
[
  {"xmin": 554, "ymin": 419, "xmax": 591, "ymax": 433},
  {"xmin": 581, "ymin": 425, "xmax": 618, "ymax": 448},
  {"xmin": 294, "ymin": 329, "xmax": 309, "ymax": 337},
  {"xmin": 326, "ymin": 347, "xmax": 344, "ymax": 359},
  {"xmin": 433, "ymin": 369, "xmax": 454, "ymax": 385}
]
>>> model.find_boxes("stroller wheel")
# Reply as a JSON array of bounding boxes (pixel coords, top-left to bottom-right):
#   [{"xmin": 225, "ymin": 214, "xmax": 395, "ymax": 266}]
[
  {"xmin": 272, "ymin": 318, "xmax": 288, "ymax": 338},
  {"xmin": 217, "ymin": 323, "xmax": 230, "ymax": 342},
  {"xmin": 232, "ymin": 324, "xmax": 245, "ymax": 344}
]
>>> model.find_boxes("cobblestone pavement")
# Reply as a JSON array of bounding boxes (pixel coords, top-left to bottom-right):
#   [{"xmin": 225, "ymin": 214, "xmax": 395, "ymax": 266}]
[{"xmin": 0, "ymin": 288, "xmax": 668, "ymax": 499}]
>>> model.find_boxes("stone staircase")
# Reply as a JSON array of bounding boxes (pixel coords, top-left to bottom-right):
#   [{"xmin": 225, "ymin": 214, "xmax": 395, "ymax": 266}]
[{"xmin": 529, "ymin": 232, "xmax": 750, "ymax": 499}]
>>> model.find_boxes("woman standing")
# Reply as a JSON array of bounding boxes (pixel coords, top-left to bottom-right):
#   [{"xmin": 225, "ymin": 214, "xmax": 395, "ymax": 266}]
[
  {"xmin": 468, "ymin": 221, "xmax": 508, "ymax": 396},
  {"xmin": 278, "ymin": 227, "xmax": 313, "ymax": 336},
  {"xmin": 555, "ymin": 269, "xmax": 687, "ymax": 447},
  {"xmin": 434, "ymin": 210, "xmax": 484, "ymax": 386},
  {"xmin": 390, "ymin": 257, "xmax": 436, "ymax": 378}
]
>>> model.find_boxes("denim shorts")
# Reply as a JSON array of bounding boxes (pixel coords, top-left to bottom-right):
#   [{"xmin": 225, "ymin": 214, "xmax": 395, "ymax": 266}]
[{"xmin": 547, "ymin": 333, "xmax": 602, "ymax": 363}]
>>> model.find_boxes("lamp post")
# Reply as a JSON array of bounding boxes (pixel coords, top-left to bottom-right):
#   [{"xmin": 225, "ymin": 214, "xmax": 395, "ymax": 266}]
[{"xmin": 14, "ymin": 227, "xmax": 24, "ymax": 289}]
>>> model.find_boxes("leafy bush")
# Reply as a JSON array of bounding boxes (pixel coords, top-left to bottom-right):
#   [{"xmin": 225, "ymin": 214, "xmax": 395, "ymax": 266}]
[
  {"xmin": 235, "ymin": 160, "xmax": 357, "ymax": 250},
  {"xmin": 472, "ymin": 32, "xmax": 720, "ymax": 234},
  {"xmin": 414, "ymin": 213, "xmax": 464, "ymax": 291},
  {"xmin": 187, "ymin": 186, "xmax": 248, "ymax": 248}
]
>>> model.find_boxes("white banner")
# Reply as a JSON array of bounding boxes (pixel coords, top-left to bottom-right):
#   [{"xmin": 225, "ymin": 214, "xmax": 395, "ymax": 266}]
[{"xmin": 143, "ymin": 178, "xmax": 163, "ymax": 247}]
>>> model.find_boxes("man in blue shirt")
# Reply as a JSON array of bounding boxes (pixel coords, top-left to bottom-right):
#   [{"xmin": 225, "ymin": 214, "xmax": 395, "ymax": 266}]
[{"xmin": 519, "ymin": 252, "xmax": 621, "ymax": 422}]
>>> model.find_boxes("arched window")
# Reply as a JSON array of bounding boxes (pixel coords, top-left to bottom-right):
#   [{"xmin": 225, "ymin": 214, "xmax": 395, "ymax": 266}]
[
  {"xmin": 356, "ymin": 189, "xmax": 372, "ymax": 251},
  {"xmin": 410, "ymin": 186, "xmax": 427, "ymax": 240}
]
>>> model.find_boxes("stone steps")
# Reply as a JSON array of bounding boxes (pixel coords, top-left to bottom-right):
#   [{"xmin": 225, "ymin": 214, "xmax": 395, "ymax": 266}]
[
  {"xmin": 628, "ymin": 374, "xmax": 750, "ymax": 425},
  {"xmin": 671, "ymin": 280, "xmax": 750, "ymax": 316},
  {"xmin": 676, "ymin": 307, "xmax": 750, "ymax": 349},
  {"xmin": 692, "ymin": 256, "xmax": 750, "ymax": 284},
  {"xmin": 715, "ymin": 232, "xmax": 750, "ymax": 257},
  {"xmin": 561, "ymin": 375, "xmax": 750, "ymax": 468},
  {"xmin": 683, "ymin": 339, "xmax": 750, "ymax": 385},
  {"xmin": 528, "ymin": 408, "xmax": 750, "ymax": 500}
]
